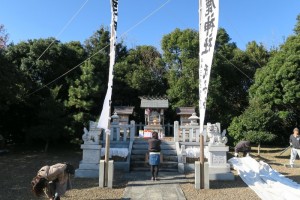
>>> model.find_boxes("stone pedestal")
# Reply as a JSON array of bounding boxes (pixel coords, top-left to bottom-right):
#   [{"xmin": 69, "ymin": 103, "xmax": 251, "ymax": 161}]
[
  {"xmin": 75, "ymin": 144, "xmax": 102, "ymax": 178},
  {"xmin": 207, "ymin": 144, "xmax": 234, "ymax": 180}
]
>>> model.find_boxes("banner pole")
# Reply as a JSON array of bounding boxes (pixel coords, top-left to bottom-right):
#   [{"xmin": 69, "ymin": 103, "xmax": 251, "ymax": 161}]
[{"xmin": 199, "ymin": 0, "xmax": 204, "ymax": 189}]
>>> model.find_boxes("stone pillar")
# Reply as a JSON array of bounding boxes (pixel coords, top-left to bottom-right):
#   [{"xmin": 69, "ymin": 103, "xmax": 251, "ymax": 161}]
[
  {"xmin": 99, "ymin": 160, "xmax": 105, "ymax": 187},
  {"xmin": 130, "ymin": 120, "xmax": 135, "ymax": 141},
  {"xmin": 195, "ymin": 161, "xmax": 210, "ymax": 189},
  {"xmin": 108, "ymin": 160, "xmax": 114, "ymax": 188},
  {"xmin": 207, "ymin": 144, "xmax": 234, "ymax": 180},
  {"xmin": 174, "ymin": 121, "xmax": 179, "ymax": 142}
]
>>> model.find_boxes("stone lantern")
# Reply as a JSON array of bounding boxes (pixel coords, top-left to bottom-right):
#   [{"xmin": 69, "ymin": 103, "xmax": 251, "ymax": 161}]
[
  {"xmin": 111, "ymin": 112, "xmax": 119, "ymax": 125},
  {"xmin": 188, "ymin": 113, "xmax": 199, "ymax": 126}
]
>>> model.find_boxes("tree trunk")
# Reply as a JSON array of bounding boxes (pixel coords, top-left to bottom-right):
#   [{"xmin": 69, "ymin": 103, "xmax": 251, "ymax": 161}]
[
  {"xmin": 44, "ymin": 140, "xmax": 49, "ymax": 152},
  {"xmin": 257, "ymin": 143, "xmax": 261, "ymax": 156}
]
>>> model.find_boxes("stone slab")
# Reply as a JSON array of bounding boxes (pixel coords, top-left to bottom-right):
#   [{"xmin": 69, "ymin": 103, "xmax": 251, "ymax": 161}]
[
  {"xmin": 81, "ymin": 144, "xmax": 102, "ymax": 149},
  {"xmin": 209, "ymin": 164, "xmax": 231, "ymax": 173},
  {"xmin": 122, "ymin": 172, "xmax": 186, "ymax": 200},
  {"xmin": 209, "ymin": 172, "xmax": 234, "ymax": 181},
  {"xmin": 78, "ymin": 163, "xmax": 99, "ymax": 170},
  {"xmin": 207, "ymin": 145, "xmax": 229, "ymax": 152}
]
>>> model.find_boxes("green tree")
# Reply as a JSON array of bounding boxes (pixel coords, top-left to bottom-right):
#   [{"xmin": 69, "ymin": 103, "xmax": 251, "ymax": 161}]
[
  {"xmin": 83, "ymin": 27, "xmax": 127, "ymax": 117},
  {"xmin": 244, "ymin": 131, "xmax": 276, "ymax": 155},
  {"xmin": 28, "ymin": 86, "xmax": 66, "ymax": 152},
  {"xmin": 113, "ymin": 45, "xmax": 166, "ymax": 121},
  {"xmin": 207, "ymin": 39, "xmax": 269, "ymax": 127},
  {"xmin": 228, "ymin": 102, "xmax": 277, "ymax": 154},
  {"xmin": 65, "ymin": 59, "xmax": 100, "ymax": 140},
  {"xmin": 161, "ymin": 28, "xmax": 199, "ymax": 108},
  {"xmin": 294, "ymin": 14, "xmax": 300, "ymax": 35},
  {"xmin": 229, "ymin": 15, "xmax": 300, "ymax": 145},
  {"xmin": 4, "ymin": 38, "xmax": 86, "ymax": 145},
  {"xmin": 0, "ymin": 24, "xmax": 8, "ymax": 49}
]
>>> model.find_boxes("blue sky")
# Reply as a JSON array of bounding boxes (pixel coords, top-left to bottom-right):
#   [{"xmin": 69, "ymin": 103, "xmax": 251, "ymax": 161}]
[{"xmin": 1, "ymin": 0, "xmax": 300, "ymax": 50}]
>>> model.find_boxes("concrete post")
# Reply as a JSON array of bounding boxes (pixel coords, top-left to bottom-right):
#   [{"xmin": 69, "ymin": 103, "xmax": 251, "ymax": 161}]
[
  {"xmin": 174, "ymin": 121, "xmax": 179, "ymax": 142},
  {"xmin": 189, "ymin": 128, "xmax": 193, "ymax": 142},
  {"xmin": 108, "ymin": 160, "xmax": 114, "ymax": 188},
  {"xmin": 99, "ymin": 160, "xmax": 105, "ymax": 187},
  {"xmin": 204, "ymin": 162, "xmax": 209, "ymax": 189},
  {"xmin": 130, "ymin": 120, "xmax": 135, "ymax": 141},
  {"xmin": 195, "ymin": 161, "xmax": 200, "ymax": 189},
  {"xmin": 195, "ymin": 161, "xmax": 209, "ymax": 189}
]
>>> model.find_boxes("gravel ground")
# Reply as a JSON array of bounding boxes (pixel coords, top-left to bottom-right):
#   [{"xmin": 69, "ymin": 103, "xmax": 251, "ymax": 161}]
[
  {"xmin": 180, "ymin": 147, "xmax": 300, "ymax": 200},
  {"xmin": 0, "ymin": 146, "xmax": 299, "ymax": 200}
]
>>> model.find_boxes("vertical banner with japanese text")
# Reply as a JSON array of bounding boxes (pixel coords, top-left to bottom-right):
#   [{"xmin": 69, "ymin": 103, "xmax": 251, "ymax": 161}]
[
  {"xmin": 98, "ymin": 0, "xmax": 118, "ymax": 130},
  {"xmin": 199, "ymin": 0, "xmax": 219, "ymax": 134}
]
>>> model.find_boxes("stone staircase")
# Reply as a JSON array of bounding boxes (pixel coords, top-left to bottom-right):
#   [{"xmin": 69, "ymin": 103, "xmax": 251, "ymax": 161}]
[{"xmin": 130, "ymin": 139, "xmax": 178, "ymax": 172}]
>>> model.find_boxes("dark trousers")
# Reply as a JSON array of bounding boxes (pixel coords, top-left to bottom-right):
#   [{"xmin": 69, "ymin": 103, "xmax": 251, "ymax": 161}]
[{"xmin": 150, "ymin": 165, "xmax": 159, "ymax": 178}]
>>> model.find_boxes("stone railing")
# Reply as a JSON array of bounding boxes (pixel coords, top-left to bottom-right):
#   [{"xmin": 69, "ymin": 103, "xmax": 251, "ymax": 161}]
[
  {"xmin": 103, "ymin": 120, "xmax": 135, "ymax": 142},
  {"xmin": 174, "ymin": 121, "xmax": 207, "ymax": 142}
]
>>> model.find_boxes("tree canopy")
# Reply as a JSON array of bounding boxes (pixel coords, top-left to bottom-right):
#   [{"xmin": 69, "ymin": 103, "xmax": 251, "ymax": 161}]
[{"xmin": 1, "ymin": 13, "xmax": 300, "ymax": 149}]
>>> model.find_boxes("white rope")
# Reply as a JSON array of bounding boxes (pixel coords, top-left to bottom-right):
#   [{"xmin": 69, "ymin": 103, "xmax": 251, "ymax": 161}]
[{"xmin": 36, "ymin": 0, "xmax": 90, "ymax": 61}]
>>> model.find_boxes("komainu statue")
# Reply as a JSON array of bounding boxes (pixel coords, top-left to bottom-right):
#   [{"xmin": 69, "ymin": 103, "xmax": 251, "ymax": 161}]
[
  {"xmin": 82, "ymin": 121, "xmax": 101, "ymax": 145},
  {"xmin": 206, "ymin": 122, "xmax": 228, "ymax": 145}
]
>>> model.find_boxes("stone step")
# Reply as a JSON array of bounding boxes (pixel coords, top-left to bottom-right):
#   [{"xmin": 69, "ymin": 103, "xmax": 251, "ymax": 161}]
[
  {"xmin": 133, "ymin": 140, "xmax": 175, "ymax": 145},
  {"xmin": 130, "ymin": 154, "xmax": 178, "ymax": 162},
  {"xmin": 132, "ymin": 144, "xmax": 176, "ymax": 150},
  {"xmin": 130, "ymin": 167, "xmax": 178, "ymax": 172},
  {"xmin": 131, "ymin": 149, "xmax": 177, "ymax": 155},
  {"xmin": 131, "ymin": 161, "xmax": 178, "ymax": 168}
]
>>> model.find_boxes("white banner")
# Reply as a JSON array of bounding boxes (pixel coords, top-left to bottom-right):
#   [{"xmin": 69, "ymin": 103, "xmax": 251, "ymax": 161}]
[
  {"xmin": 199, "ymin": 0, "xmax": 219, "ymax": 134},
  {"xmin": 98, "ymin": 0, "xmax": 118, "ymax": 130}
]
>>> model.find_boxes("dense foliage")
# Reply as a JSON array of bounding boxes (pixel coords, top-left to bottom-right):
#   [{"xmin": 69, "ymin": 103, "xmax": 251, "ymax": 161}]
[{"xmin": 0, "ymin": 14, "xmax": 299, "ymax": 150}]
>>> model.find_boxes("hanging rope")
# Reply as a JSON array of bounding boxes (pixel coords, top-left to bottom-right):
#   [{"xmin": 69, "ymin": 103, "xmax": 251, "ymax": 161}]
[
  {"xmin": 26, "ymin": 0, "xmax": 172, "ymax": 97},
  {"xmin": 36, "ymin": 0, "xmax": 90, "ymax": 61}
]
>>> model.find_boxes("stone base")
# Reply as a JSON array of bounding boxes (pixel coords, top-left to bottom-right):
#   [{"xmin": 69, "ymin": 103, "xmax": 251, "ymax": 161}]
[
  {"xmin": 75, "ymin": 168, "xmax": 99, "ymax": 178},
  {"xmin": 209, "ymin": 172, "xmax": 234, "ymax": 180},
  {"xmin": 209, "ymin": 163, "xmax": 234, "ymax": 180},
  {"xmin": 182, "ymin": 163, "xmax": 234, "ymax": 180},
  {"xmin": 75, "ymin": 144, "xmax": 101, "ymax": 178}
]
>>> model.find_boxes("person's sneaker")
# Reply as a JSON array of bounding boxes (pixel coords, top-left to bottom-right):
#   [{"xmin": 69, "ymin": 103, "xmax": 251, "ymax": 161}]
[{"xmin": 151, "ymin": 177, "xmax": 155, "ymax": 181}]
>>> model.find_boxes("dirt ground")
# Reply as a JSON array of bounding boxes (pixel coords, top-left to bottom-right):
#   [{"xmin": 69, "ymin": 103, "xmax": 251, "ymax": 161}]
[
  {"xmin": 181, "ymin": 147, "xmax": 300, "ymax": 200},
  {"xmin": 0, "ymin": 146, "xmax": 299, "ymax": 200}
]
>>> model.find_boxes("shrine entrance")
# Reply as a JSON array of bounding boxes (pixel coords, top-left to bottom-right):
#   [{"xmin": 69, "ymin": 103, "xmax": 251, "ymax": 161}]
[{"xmin": 139, "ymin": 96, "xmax": 169, "ymax": 138}]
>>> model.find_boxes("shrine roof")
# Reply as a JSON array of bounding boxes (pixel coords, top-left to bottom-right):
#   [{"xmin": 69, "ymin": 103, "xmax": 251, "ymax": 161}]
[
  {"xmin": 114, "ymin": 106, "xmax": 134, "ymax": 115},
  {"xmin": 176, "ymin": 107, "xmax": 196, "ymax": 115},
  {"xmin": 140, "ymin": 96, "xmax": 169, "ymax": 108}
]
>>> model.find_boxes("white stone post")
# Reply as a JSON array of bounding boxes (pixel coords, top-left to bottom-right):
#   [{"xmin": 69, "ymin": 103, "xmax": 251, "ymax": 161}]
[
  {"xmin": 108, "ymin": 160, "xmax": 114, "ymax": 188},
  {"xmin": 196, "ymin": 128, "xmax": 200, "ymax": 143},
  {"xmin": 99, "ymin": 160, "xmax": 105, "ymax": 187},
  {"xmin": 195, "ymin": 161, "xmax": 209, "ymax": 189},
  {"xmin": 130, "ymin": 120, "xmax": 135, "ymax": 141},
  {"xmin": 182, "ymin": 128, "xmax": 186, "ymax": 142},
  {"xmin": 189, "ymin": 128, "xmax": 193, "ymax": 142},
  {"xmin": 174, "ymin": 121, "xmax": 179, "ymax": 142}
]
